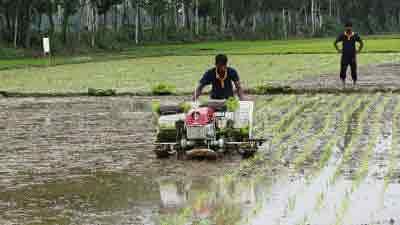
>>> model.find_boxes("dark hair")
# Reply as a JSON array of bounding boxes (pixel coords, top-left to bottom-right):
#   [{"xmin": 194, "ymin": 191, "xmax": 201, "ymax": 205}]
[
  {"xmin": 215, "ymin": 54, "xmax": 228, "ymax": 65},
  {"xmin": 345, "ymin": 21, "xmax": 353, "ymax": 27}
]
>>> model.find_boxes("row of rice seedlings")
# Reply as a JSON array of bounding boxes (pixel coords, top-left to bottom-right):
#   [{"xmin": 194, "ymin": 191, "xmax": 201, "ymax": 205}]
[
  {"xmin": 283, "ymin": 195, "xmax": 297, "ymax": 217},
  {"xmin": 352, "ymin": 94, "xmax": 386, "ymax": 187},
  {"xmin": 255, "ymin": 95, "xmax": 297, "ymax": 120},
  {"xmin": 254, "ymin": 95, "xmax": 297, "ymax": 129},
  {"xmin": 330, "ymin": 95, "xmax": 375, "ymax": 183},
  {"xmin": 289, "ymin": 97, "xmax": 360, "ymax": 223},
  {"xmin": 279, "ymin": 96, "xmax": 341, "ymax": 167},
  {"xmin": 314, "ymin": 95, "xmax": 360, "ymax": 171},
  {"xmin": 230, "ymin": 96, "xmax": 363, "ymax": 225},
  {"xmin": 271, "ymin": 97, "xmax": 323, "ymax": 163},
  {"xmin": 292, "ymin": 95, "xmax": 348, "ymax": 171},
  {"xmin": 384, "ymin": 96, "xmax": 400, "ymax": 187},
  {"xmin": 314, "ymin": 191, "xmax": 326, "ymax": 212},
  {"xmin": 334, "ymin": 94, "xmax": 387, "ymax": 225},
  {"xmin": 253, "ymin": 96, "xmax": 274, "ymax": 115},
  {"xmin": 224, "ymin": 102, "xmax": 319, "ymax": 176},
  {"xmin": 297, "ymin": 95, "xmax": 371, "ymax": 225},
  {"xmin": 254, "ymin": 95, "xmax": 288, "ymax": 111},
  {"xmin": 249, "ymin": 96, "xmax": 315, "ymax": 161},
  {"xmin": 254, "ymin": 95, "xmax": 297, "ymax": 137},
  {"xmin": 265, "ymin": 96, "xmax": 318, "ymax": 155},
  {"xmin": 251, "ymin": 97, "xmax": 330, "ymax": 220},
  {"xmin": 272, "ymin": 97, "xmax": 355, "ymax": 224}
]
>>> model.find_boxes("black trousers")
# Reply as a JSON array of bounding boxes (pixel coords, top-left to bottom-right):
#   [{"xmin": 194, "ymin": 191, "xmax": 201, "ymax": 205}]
[{"xmin": 340, "ymin": 55, "xmax": 357, "ymax": 82}]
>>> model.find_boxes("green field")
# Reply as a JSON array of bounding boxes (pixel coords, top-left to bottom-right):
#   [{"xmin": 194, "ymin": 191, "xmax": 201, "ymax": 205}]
[
  {"xmin": 0, "ymin": 53, "xmax": 399, "ymax": 94},
  {"xmin": 0, "ymin": 36, "xmax": 399, "ymax": 94},
  {"xmin": 1, "ymin": 36, "xmax": 400, "ymax": 70}
]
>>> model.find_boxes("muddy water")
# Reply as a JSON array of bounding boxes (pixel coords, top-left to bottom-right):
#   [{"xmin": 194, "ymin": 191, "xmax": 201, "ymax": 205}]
[
  {"xmin": 0, "ymin": 97, "xmax": 247, "ymax": 225},
  {"xmin": 1, "ymin": 95, "xmax": 400, "ymax": 225}
]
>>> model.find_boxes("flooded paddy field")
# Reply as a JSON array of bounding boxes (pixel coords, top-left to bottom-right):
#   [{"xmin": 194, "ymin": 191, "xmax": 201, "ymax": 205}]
[{"xmin": 1, "ymin": 94, "xmax": 400, "ymax": 225}]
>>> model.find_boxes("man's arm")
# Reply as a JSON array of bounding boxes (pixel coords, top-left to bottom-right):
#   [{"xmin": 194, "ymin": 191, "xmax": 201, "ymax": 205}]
[
  {"xmin": 333, "ymin": 39, "xmax": 342, "ymax": 53},
  {"xmin": 193, "ymin": 71, "xmax": 211, "ymax": 101},
  {"xmin": 334, "ymin": 35, "xmax": 343, "ymax": 53},
  {"xmin": 357, "ymin": 35, "xmax": 364, "ymax": 53},
  {"xmin": 234, "ymin": 81, "xmax": 245, "ymax": 101},
  {"xmin": 192, "ymin": 84, "xmax": 206, "ymax": 101}
]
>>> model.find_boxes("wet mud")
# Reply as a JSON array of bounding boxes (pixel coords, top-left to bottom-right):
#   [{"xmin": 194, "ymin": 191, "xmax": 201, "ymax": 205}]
[{"xmin": 1, "ymin": 94, "xmax": 400, "ymax": 225}]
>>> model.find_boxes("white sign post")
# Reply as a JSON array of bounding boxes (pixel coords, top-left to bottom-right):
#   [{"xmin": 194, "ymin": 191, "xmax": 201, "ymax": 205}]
[{"xmin": 42, "ymin": 37, "xmax": 51, "ymax": 66}]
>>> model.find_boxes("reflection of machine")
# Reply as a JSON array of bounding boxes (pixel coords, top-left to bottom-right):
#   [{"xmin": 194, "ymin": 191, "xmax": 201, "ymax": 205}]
[
  {"xmin": 157, "ymin": 177, "xmax": 262, "ymax": 223},
  {"xmin": 158, "ymin": 180, "xmax": 188, "ymax": 210},
  {"xmin": 154, "ymin": 100, "xmax": 265, "ymax": 159}
]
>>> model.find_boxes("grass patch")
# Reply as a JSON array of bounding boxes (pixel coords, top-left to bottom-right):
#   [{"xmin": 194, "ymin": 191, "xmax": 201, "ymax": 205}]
[
  {"xmin": 151, "ymin": 83, "xmax": 176, "ymax": 95},
  {"xmin": 225, "ymin": 97, "xmax": 240, "ymax": 112}
]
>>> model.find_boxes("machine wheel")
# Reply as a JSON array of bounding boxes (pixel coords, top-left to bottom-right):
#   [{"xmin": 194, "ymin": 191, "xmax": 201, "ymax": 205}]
[
  {"xmin": 154, "ymin": 145, "xmax": 174, "ymax": 158},
  {"xmin": 237, "ymin": 142, "xmax": 258, "ymax": 158},
  {"xmin": 239, "ymin": 149, "xmax": 257, "ymax": 158}
]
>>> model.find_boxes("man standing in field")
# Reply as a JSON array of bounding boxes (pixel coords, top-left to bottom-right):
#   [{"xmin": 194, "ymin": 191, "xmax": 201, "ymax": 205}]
[
  {"xmin": 192, "ymin": 54, "xmax": 245, "ymax": 100},
  {"xmin": 334, "ymin": 22, "xmax": 364, "ymax": 88}
]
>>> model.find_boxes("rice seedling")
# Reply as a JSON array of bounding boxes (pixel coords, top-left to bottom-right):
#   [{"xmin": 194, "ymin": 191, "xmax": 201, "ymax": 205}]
[
  {"xmin": 385, "ymin": 96, "xmax": 400, "ymax": 187},
  {"xmin": 292, "ymin": 95, "xmax": 346, "ymax": 170}
]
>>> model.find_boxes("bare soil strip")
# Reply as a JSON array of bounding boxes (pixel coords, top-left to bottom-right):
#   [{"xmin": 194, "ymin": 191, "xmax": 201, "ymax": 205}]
[{"xmin": 292, "ymin": 63, "xmax": 400, "ymax": 91}]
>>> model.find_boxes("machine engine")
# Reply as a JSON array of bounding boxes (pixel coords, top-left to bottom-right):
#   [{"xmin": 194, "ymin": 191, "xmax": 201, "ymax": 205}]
[{"xmin": 185, "ymin": 107, "xmax": 216, "ymax": 140}]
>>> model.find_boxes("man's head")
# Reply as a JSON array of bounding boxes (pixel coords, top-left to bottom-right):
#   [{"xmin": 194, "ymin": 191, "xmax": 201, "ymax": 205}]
[
  {"xmin": 344, "ymin": 22, "xmax": 353, "ymax": 33},
  {"xmin": 215, "ymin": 54, "xmax": 228, "ymax": 73}
]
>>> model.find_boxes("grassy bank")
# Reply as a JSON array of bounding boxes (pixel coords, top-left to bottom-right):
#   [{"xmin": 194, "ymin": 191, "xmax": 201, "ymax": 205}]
[{"xmin": 1, "ymin": 35, "xmax": 399, "ymax": 70}]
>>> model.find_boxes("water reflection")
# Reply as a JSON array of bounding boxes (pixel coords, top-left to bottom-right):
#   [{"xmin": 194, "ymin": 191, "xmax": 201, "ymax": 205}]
[
  {"xmin": 157, "ymin": 176, "xmax": 270, "ymax": 225},
  {"xmin": 0, "ymin": 172, "xmax": 269, "ymax": 225}
]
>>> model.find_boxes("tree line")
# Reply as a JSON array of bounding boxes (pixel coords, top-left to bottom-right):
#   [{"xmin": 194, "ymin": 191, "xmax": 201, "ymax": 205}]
[{"xmin": 0, "ymin": 0, "xmax": 400, "ymax": 50}]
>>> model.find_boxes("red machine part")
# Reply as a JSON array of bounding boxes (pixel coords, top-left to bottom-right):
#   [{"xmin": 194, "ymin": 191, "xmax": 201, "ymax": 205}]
[{"xmin": 185, "ymin": 107, "xmax": 215, "ymax": 126}]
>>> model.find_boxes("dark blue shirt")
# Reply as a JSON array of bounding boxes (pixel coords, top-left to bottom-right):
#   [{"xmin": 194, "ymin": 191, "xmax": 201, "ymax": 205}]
[
  {"xmin": 336, "ymin": 32, "xmax": 362, "ymax": 57},
  {"xmin": 200, "ymin": 67, "xmax": 240, "ymax": 100}
]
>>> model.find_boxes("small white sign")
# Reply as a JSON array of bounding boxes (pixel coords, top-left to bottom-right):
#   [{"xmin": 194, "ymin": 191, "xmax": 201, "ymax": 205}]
[{"xmin": 43, "ymin": 37, "xmax": 50, "ymax": 54}]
